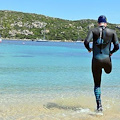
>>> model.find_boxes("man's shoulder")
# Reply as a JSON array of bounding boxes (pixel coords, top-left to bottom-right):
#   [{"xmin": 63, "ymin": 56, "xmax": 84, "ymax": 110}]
[
  {"xmin": 105, "ymin": 27, "xmax": 113, "ymax": 31},
  {"xmin": 89, "ymin": 27, "xmax": 116, "ymax": 34},
  {"xmin": 105, "ymin": 27, "xmax": 116, "ymax": 33},
  {"xmin": 92, "ymin": 27, "xmax": 115, "ymax": 31},
  {"xmin": 91, "ymin": 27, "xmax": 99, "ymax": 33},
  {"xmin": 92, "ymin": 27, "xmax": 99, "ymax": 30}
]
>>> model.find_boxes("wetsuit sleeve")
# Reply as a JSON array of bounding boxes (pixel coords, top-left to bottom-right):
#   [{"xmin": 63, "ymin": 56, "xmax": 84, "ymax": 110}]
[
  {"xmin": 84, "ymin": 30, "xmax": 93, "ymax": 52},
  {"xmin": 110, "ymin": 31, "xmax": 119, "ymax": 54}
]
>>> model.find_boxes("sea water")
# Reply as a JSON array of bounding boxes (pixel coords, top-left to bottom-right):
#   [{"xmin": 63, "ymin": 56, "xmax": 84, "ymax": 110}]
[{"xmin": 0, "ymin": 40, "xmax": 120, "ymax": 120}]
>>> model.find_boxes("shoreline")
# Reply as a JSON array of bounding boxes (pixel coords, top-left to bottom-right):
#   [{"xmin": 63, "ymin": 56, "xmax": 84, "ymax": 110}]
[{"xmin": 1, "ymin": 38, "xmax": 84, "ymax": 43}]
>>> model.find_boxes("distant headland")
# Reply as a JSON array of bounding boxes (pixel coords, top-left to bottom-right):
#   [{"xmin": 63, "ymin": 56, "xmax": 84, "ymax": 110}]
[{"xmin": 0, "ymin": 10, "xmax": 120, "ymax": 41}]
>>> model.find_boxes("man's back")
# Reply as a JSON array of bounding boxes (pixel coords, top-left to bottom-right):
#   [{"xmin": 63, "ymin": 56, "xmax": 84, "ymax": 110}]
[{"xmin": 85, "ymin": 26, "xmax": 119, "ymax": 59}]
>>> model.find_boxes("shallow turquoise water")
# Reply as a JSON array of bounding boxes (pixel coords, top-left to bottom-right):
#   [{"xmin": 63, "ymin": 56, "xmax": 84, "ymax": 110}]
[
  {"xmin": 0, "ymin": 40, "xmax": 120, "ymax": 98},
  {"xmin": 0, "ymin": 40, "xmax": 120, "ymax": 119}
]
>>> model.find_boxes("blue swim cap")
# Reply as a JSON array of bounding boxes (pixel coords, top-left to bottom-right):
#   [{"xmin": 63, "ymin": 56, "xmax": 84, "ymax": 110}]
[{"xmin": 98, "ymin": 15, "xmax": 107, "ymax": 23}]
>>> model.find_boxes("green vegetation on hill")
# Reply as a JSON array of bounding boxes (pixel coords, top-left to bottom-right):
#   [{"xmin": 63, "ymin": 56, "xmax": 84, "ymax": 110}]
[{"xmin": 0, "ymin": 10, "xmax": 120, "ymax": 41}]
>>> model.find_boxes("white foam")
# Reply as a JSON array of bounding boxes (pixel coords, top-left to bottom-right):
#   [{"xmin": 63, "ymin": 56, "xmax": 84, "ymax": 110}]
[
  {"xmin": 80, "ymin": 108, "xmax": 91, "ymax": 113},
  {"xmin": 90, "ymin": 110, "xmax": 104, "ymax": 116},
  {"xmin": 76, "ymin": 108, "xmax": 103, "ymax": 116},
  {"xmin": 76, "ymin": 108, "xmax": 91, "ymax": 114}
]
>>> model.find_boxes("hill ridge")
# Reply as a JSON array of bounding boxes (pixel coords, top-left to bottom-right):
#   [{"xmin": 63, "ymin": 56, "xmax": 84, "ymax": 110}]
[{"xmin": 0, "ymin": 10, "xmax": 120, "ymax": 41}]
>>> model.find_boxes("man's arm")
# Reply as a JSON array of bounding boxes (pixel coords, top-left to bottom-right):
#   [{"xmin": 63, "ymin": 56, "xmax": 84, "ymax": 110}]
[
  {"xmin": 110, "ymin": 31, "xmax": 119, "ymax": 55},
  {"xmin": 84, "ymin": 30, "xmax": 93, "ymax": 52}
]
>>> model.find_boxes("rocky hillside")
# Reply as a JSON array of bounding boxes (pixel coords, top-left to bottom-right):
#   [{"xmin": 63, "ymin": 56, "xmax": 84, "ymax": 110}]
[{"xmin": 0, "ymin": 10, "xmax": 120, "ymax": 41}]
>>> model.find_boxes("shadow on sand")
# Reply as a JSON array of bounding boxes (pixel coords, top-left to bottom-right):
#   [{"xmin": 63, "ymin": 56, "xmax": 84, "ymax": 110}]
[
  {"xmin": 44, "ymin": 102, "xmax": 103, "ymax": 116},
  {"xmin": 44, "ymin": 102, "xmax": 82, "ymax": 111}
]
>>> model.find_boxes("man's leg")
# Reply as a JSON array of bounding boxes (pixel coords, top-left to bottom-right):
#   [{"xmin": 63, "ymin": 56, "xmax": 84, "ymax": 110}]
[
  {"xmin": 92, "ymin": 58, "xmax": 102, "ymax": 111},
  {"xmin": 104, "ymin": 57, "xmax": 112, "ymax": 74}
]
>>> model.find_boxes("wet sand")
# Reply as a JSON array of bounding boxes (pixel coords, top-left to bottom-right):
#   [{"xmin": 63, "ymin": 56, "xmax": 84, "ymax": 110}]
[{"xmin": 0, "ymin": 94, "xmax": 120, "ymax": 120}]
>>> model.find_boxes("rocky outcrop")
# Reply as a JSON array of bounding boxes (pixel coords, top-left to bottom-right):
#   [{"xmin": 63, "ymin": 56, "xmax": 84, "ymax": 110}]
[
  {"xmin": 116, "ymin": 25, "xmax": 120, "ymax": 29},
  {"xmin": 10, "ymin": 21, "xmax": 47, "ymax": 29},
  {"xmin": 9, "ymin": 30, "xmax": 34, "ymax": 36},
  {"xmin": 88, "ymin": 23, "xmax": 94, "ymax": 29}
]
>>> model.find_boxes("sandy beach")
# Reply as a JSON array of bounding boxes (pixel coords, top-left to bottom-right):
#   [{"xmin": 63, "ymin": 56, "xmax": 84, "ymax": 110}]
[{"xmin": 0, "ymin": 94, "xmax": 120, "ymax": 120}]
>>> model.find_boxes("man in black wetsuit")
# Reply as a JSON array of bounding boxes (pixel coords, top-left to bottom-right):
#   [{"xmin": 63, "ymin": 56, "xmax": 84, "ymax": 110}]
[{"xmin": 84, "ymin": 15, "xmax": 119, "ymax": 111}]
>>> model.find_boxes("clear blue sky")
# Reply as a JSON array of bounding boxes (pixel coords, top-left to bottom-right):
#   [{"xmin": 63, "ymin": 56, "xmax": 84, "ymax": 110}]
[{"xmin": 0, "ymin": 0, "xmax": 120, "ymax": 24}]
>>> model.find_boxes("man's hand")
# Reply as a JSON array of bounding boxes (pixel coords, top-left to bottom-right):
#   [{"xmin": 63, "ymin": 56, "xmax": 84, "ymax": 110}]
[
  {"xmin": 88, "ymin": 48, "xmax": 92, "ymax": 53},
  {"xmin": 110, "ymin": 51, "xmax": 113, "ymax": 56},
  {"xmin": 110, "ymin": 53, "xmax": 112, "ymax": 56}
]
